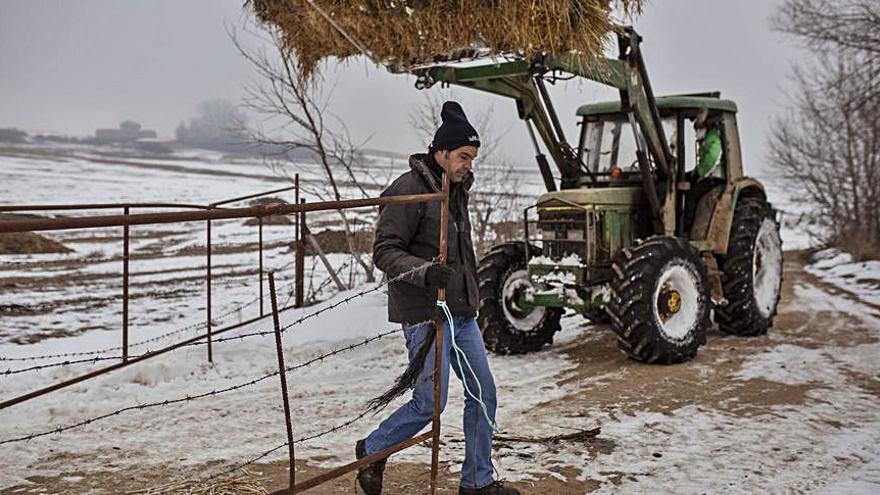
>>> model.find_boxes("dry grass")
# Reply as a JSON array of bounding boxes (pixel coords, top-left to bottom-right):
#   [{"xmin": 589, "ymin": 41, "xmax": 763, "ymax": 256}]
[
  {"xmin": 834, "ymin": 229, "xmax": 880, "ymax": 262},
  {"xmin": 248, "ymin": 0, "xmax": 643, "ymax": 79},
  {"xmin": 128, "ymin": 472, "xmax": 270, "ymax": 495}
]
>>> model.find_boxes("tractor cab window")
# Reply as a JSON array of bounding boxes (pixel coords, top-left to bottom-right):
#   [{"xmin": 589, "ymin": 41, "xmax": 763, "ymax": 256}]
[
  {"xmin": 581, "ymin": 115, "xmax": 676, "ymax": 180},
  {"xmin": 683, "ymin": 109, "xmax": 725, "ymax": 181}
]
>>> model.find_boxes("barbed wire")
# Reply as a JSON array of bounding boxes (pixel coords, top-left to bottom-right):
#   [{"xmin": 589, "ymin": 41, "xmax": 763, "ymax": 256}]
[
  {"xmin": 3, "ymin": 285, "xmax": 204, "ymax": 314},
  {"xmin": 293, "ymin": 403, "xmax": 378, "ymax": 445},
  {"xmin": 200, "ymin": 442, "xmax": 291, "ymax": 484},
  {"xmin": 0, "ymin": 278, "xmax": 298, "ymax": 363},
  {"xmin": 198, "ymin": 409, "xmax": 383, "ymax": 485},
  {"xmin": 2, "ymin": 355, "xmax": 126, "ymax": 376},
  {"xmin": 0, "ymin": 253, "xmax": 352, "ymax": 365},
  {"xmin": 3, "ymin": 258, "xmax": 423, "ymax": 368},
  {"xmin": 0, "ymin": 371, "xmax": 279, "ymax": 446},
  {"xmin": 2, "ymin": 308, "xmax": 284, "ymax": 374},
  {"xmin": 0, "ymin": 326, "xmax": 405, "ymax": 446},
  {"xmin": 0, "ymin": 258, "xmax": 417, "ymax": 378},
  {"xmin": 198, "ymin": 391, "xmax": 409, "ymax": 485},
  {"xmin": 277, "ymin": 261, "xmax": 431, "ymax": 332},
  {"xmin": 0, "ymin": 256, "xmax": 379, "ymax": 372},
  {"xmin": 0, "ymin": 319, "xmax": 208, "ymax": 363},
  {"xmin": 198, "ymin": 373, "xmax": 421, "ymax": 485},
  {"xmin": 178, "ymin": 261, "xmax": 430, "ymax": 348}
]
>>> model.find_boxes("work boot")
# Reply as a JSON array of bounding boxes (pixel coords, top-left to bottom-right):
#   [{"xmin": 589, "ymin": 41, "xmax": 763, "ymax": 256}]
[
  {"xmin": 459, "ymin": 480, "xmax": 521, "ymax": 495},
  {"xmin": 355, "ymin": 438, "xmax": 386, "ymax": 495}
]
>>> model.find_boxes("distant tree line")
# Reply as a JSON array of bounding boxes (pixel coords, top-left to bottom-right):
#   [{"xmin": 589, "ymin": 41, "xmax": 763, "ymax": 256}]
[
  {"xmin": 770, "ymin": 0, "xmax": 880, "ymax": 258},
  {"xmin": 0, "ymin": 128, "xmax": 27, "ymax": 143},
  {"xmin": 0, "ymin": 128, "xmax": 92, "ymax": 145},
  {"xmin": 174, "ymin": 98, "xmax": 320, "ymax": 160},
  {"xmin": 175, "ymin": 99, "xmax": 250, "ymax": 153}
]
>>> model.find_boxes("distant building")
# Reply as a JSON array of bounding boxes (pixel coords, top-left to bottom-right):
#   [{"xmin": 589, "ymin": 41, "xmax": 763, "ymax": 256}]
[{"xmin": 95, "ymin": 120, "xmax": 157, "ymax": 143}]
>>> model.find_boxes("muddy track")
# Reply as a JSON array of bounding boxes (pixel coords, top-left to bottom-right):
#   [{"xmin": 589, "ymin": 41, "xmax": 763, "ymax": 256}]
[{"xmin": 538, "ymin": 250, "xmax": 879, "ymax": 419}]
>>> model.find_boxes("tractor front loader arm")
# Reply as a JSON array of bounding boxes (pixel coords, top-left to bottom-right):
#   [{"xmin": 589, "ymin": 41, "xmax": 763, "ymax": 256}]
[
  {"xmin": 416, "ymin": 61, "xmax": 588, "ymax": 190},
  {"xmin": 411, "ymin": 28, "xmax": 677, "ymax": 234}
]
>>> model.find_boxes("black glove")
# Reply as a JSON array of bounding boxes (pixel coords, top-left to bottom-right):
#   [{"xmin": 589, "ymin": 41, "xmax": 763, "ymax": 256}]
[{"xmin": 425, "ymin": 264, "xmax": 455, "ymax": 290}]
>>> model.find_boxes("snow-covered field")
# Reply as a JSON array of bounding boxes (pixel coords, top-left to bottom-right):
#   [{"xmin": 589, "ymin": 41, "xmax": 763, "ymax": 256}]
[
  {"xmin": 0, "ymin": 142, "xmax": 401, "ymax": 346},
  {"xmin": 1, "ymin": 143, "xmax": 878, "ymax": 494}
]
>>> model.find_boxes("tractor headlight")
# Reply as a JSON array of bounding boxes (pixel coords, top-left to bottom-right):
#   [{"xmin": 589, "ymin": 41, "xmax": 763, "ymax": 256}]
[
  {"xmin": 541, "ymin": 229, "xmax": 556, "ymax": 240},
  {"xmin": 567, "ymin": 229, "xmax": 584, "ymax": 241}
]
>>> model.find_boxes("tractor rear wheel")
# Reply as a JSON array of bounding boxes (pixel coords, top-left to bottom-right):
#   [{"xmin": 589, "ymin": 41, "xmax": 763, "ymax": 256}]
[
  {"xmin": 477, "ymin": 242, "xmax": 563, "ymax": 354},
  {"xmin": 715, "ymin": 196, "xmax": 783, "ymax": 336},
  {"xmin": 607, "ymin": 236, "xmax": 710, "ymax": 364}
]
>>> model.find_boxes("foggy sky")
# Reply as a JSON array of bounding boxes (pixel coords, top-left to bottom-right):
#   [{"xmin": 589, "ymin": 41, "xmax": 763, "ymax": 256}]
[{"xmin": 0, "ymin": 1, "xmax": 806, "ymax": 174}]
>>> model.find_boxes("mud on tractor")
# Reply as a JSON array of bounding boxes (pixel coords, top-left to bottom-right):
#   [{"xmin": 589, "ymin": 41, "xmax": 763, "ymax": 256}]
[{"xmin": 411, "ymin": 28, "xmax": 783, "ymax": 363}]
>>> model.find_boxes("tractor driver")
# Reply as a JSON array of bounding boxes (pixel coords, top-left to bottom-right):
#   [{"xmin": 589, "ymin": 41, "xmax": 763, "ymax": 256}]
[{"xmin": 693, "ymin": 108, "xmax": 723, "ymax": 180}]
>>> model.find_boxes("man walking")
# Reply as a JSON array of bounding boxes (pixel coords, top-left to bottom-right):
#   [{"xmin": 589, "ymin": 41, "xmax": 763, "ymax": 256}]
[{"xmin": 356, "ymin": 101, "xmax": 519, "ymax": 495}]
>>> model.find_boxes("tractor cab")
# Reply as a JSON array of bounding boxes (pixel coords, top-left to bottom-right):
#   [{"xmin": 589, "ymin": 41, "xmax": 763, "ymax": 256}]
[
  {"xmin": 532, "ymin": 94, "xmax": 743, "ymax": 277},
  {"xmin": 574, "ymin": 94, "xmax": 742, "ymax": 188}
]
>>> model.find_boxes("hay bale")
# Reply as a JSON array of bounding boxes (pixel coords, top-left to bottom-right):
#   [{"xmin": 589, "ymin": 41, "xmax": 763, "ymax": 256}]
[{"xmin": 248, "ymin": 0, "xmax": 643, "ymax": 79}]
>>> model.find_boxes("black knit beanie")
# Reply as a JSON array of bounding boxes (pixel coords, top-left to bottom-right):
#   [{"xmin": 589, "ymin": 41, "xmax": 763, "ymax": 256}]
[{"xmin": 430, "ymin": 101, "xmax": 481, "ymax": 152}]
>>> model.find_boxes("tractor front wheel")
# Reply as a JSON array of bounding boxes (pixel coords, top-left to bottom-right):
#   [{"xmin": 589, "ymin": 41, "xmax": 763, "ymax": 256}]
[
  {"xmin": 607, "ymin": 236, "xmax": 711, "ymax": 364},
  {"xmin": 477, "ymin": 243, "xmax": 563, "ymax": 354}
]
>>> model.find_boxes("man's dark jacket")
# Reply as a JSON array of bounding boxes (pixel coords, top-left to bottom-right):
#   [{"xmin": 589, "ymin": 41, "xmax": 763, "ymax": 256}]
[{"xmin": 373, "ymin": 153, "xmax": 479, "ymax": 323}]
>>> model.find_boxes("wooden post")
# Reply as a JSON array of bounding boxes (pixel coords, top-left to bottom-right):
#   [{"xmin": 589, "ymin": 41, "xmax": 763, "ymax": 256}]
[
  {"xmin": 270, "ymin": 272, "xmax": 296, "ymax": 493},
  {"xmin": 259, "ymin": 214, "xmax": 264, "ymax": 316},
  {"xmin": 122, "ymin": 207, "xmax": 130, "ymax": 362},
  {"xmin": 206, "ymin": 219, "xmax": 213, "ymax": 363},
  {"xmin": 431, "ymin": 172, "xmax": 450, "ymax": 495},
  {"xmin": 295, "ymin": 199, "xmax": 306, "ymax": 307}
]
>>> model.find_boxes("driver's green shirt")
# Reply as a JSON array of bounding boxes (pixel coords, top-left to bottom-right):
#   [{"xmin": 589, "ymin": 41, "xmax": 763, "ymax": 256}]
[{"xmin": 696, "ymin": 128, "xmax": 723, "ymax": 178}]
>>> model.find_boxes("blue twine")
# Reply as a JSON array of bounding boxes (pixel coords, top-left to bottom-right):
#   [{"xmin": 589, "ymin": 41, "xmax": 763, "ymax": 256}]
[{"xmin": 436, "ymin": 300, "xmax": 499, "ymax": 432}]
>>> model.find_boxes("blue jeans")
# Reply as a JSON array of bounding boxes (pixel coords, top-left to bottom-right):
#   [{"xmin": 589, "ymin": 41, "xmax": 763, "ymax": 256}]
[{"xmin": 365, "ymin": 316, "xmax": 497, "ymax": 489}]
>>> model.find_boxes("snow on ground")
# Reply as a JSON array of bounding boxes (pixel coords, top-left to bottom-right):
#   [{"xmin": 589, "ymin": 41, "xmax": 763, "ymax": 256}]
[
  {"xmin": 2, "ymin": 144, "xmax": 878, "ymax": 493},
  {"xmin": 1, "ymin": 270, "xmax": 878, "ymax": 493},
  {"xmin": 0, "ymin": 142, "xmax": 380, "ymax": 346},
  {"xmin": 0, "ymin": 284, "xmax": 580, "ymax": 488},
  {"xmin": 805, "ymin": 248, "xmax": 880, "ymax": 308}
]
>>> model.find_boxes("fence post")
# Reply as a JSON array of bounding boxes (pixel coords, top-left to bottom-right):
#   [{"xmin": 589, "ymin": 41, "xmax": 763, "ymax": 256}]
[
  {"xmin": 122, "ymin": 206, "xmax": 130, "ymax": 363},
  {"xmin": 269, "ymin": 272, "xmax": 296, "ymax": 493},
  {"xmin": 295, "ymin": 199, "xmax": 305, "ymax": 308},
  {"xmin": 294, "ymin": 174, "xmax": 300, "ymax": 239},
  {"xmin": 206, "ymin": 218, "xmax": 213, "ymax": 363},
  {"xmin": 431, "ymin": 173, "xmax": 451, "ymax": 495},
  {"xmin": 259, "ymin": 214, "xmax": 264, "ymax": 317}
]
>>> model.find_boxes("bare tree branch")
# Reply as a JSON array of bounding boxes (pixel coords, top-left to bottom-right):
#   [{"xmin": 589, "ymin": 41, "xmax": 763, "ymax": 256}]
[
  {"xmin": 232, "ymin": 26, "xmax": 378, "ymax": 281},
  {"xmin": 769, "ymin": 3, "xmax": 879, "ymax": 257}
]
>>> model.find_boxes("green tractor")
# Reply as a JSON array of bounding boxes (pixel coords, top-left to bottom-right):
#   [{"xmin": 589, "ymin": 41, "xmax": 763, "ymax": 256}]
[{"xmin": 412, "ymin": 28, "xmax": 783, "ymax": 363}]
